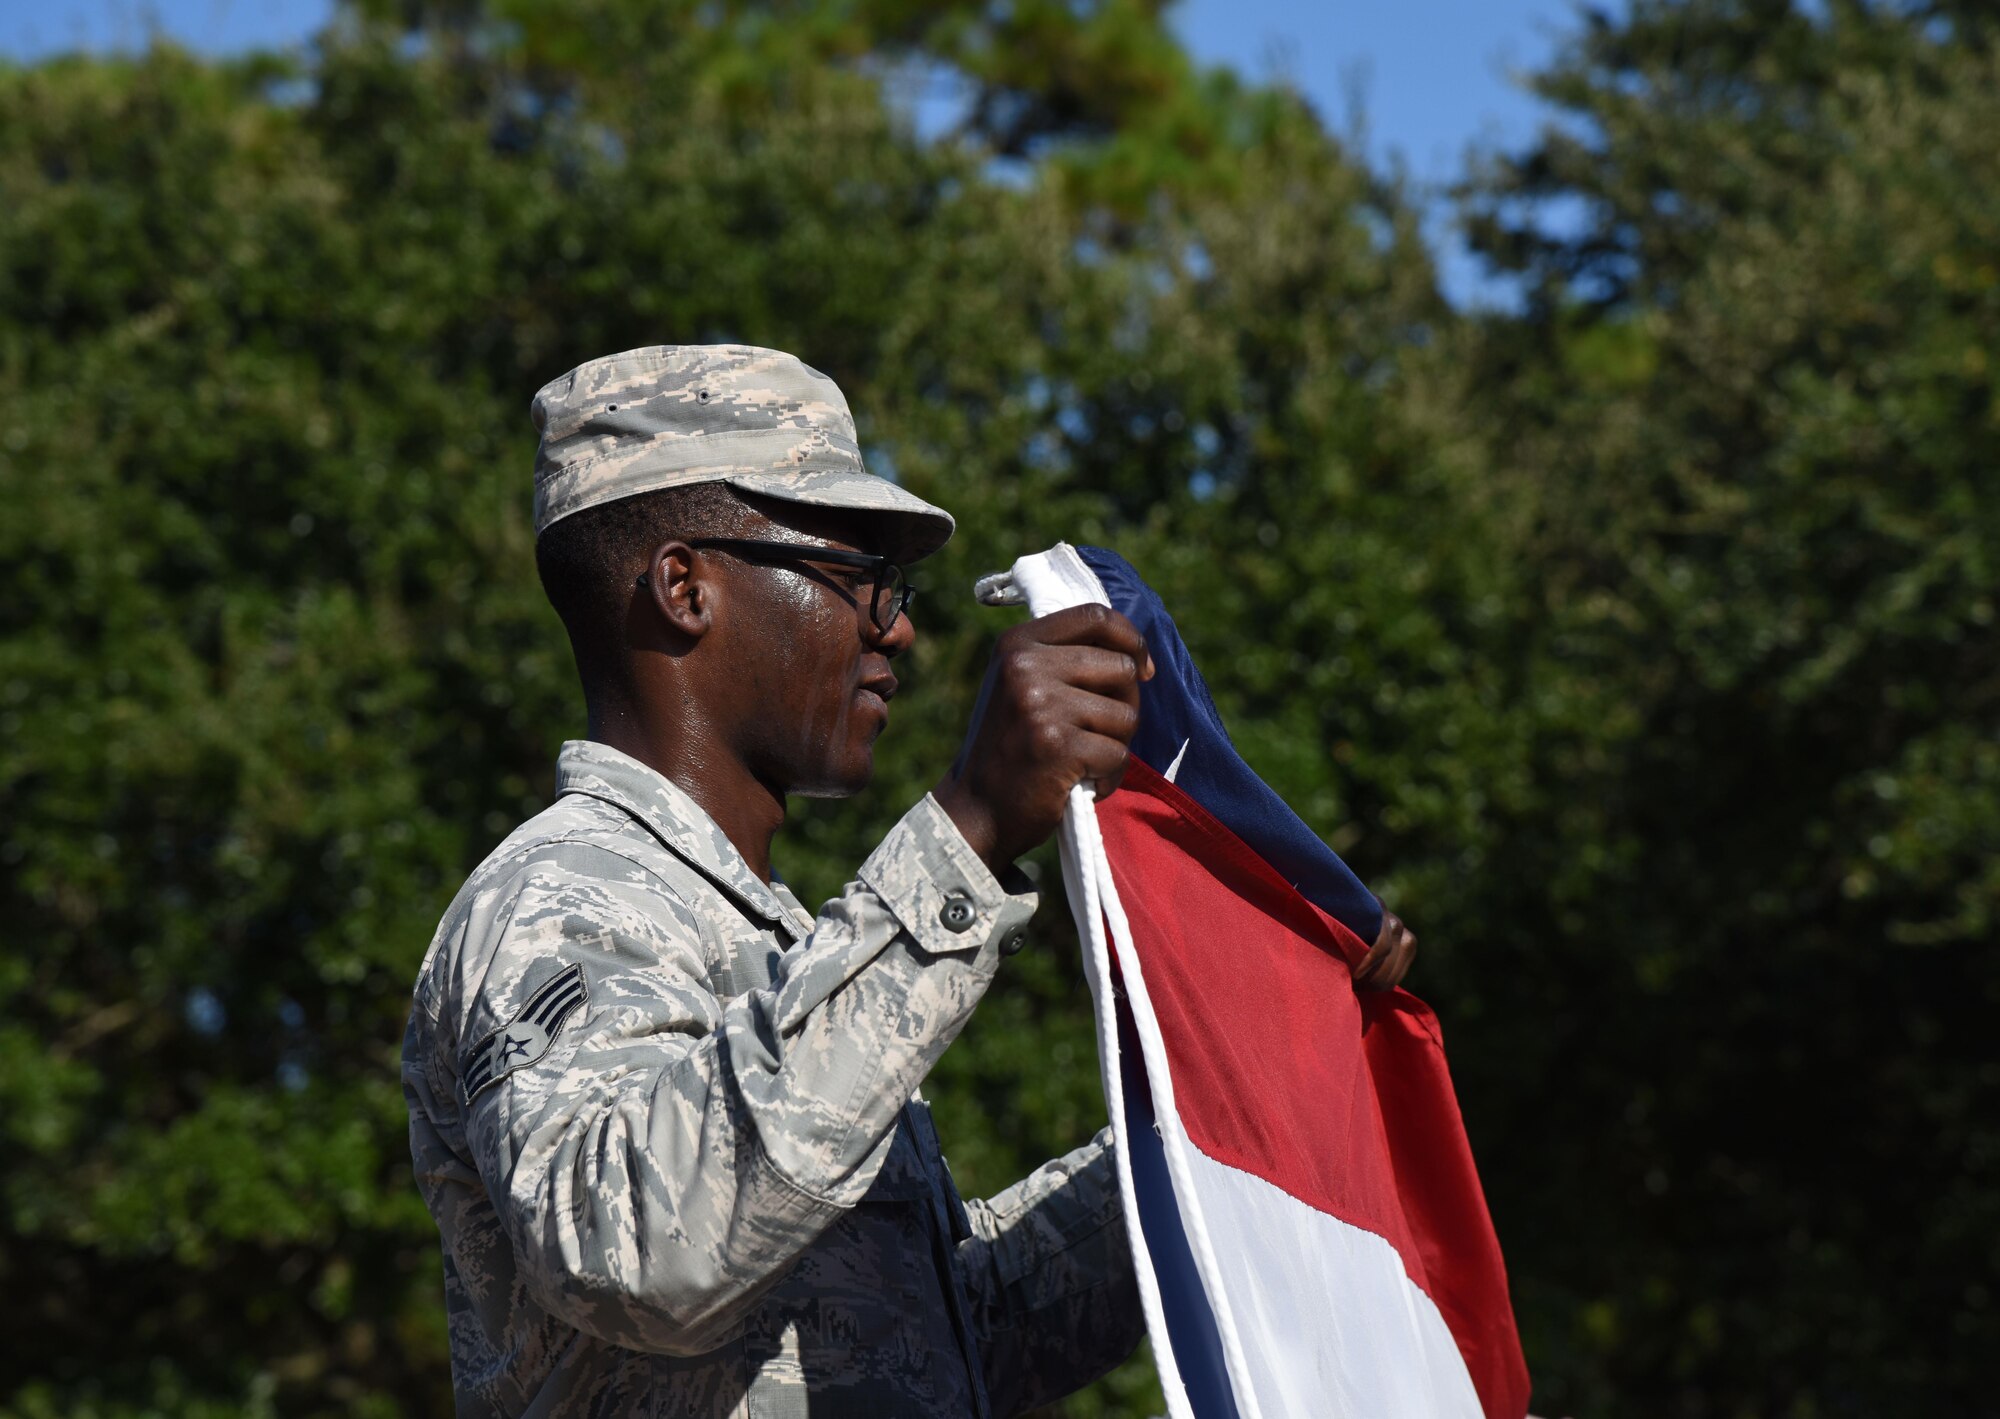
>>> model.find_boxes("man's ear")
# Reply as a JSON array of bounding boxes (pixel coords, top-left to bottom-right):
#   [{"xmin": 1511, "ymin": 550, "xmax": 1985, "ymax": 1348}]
[{"xmin": 641, "ymin": 539, "xmax": 711, "ymax": 640}]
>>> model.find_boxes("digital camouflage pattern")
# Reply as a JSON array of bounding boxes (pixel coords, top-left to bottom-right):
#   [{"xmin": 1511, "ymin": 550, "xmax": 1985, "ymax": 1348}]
[
  {"xmin": 530, "ymin": 344, "xmax": 956, "ymax": 561},
  {"xmin": 402, "ymin": 739, "xmax": 1142, "ymax": 1417}
]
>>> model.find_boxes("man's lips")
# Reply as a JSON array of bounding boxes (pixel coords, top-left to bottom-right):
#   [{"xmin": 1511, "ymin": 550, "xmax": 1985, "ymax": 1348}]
[{"xmin": 856, "ymin": 675, "xmax": 898, "ymax": 715}]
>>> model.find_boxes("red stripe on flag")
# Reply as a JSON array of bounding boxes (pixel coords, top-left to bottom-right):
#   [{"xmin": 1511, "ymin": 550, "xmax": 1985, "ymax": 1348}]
[{"xmin": 1097, "ymin": 758, "xmax": 1531, "ymax": 1419}]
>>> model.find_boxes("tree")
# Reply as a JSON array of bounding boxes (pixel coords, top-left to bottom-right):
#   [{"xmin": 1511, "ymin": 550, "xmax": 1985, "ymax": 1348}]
[
  {"xmin": 0, "ymin": 5, "xmax": 1445, "ymax": 1413},
  {"xmin": 7, "ymin": 0, "xmax": 1994, "ymax": 1413},
  {"xmin": 1455, "ymin": 1, "xmax": 2000, "ymax": 1411}
]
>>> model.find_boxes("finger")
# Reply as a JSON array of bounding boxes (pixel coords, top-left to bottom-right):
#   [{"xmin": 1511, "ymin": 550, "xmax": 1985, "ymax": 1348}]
[
  {"xmin": 1357, "ymin": 914, "xmax": 1396, "ymax": 978},
  {"xmin": 1048, "ymin": 684, "xmax": 1142, "ymax": 743},
  {"xmin": 1071, "ymin": 731, "xmax": 1133, "ymax": 799},
  {"xmin": 1354, "ymin": 939, "xmax": 1390, "ymax": 988},
  {"xmin": 1378, "ymin": 931, "xmax": 1417, "ymax": 989},
  {"xmin": 1358, "ymin": 965, "xmax": 1400, "ymax": 992},
  {"xmin": 1025, "ymin": 604, "xmax": 1149, "ymax": 662},
  {"xmin": 1026, "ymin": 644, "xmax": 1148, "ymax": 698},
  {"xmin": 1356, "ymin": 916, "xmax": 1412, "ymax": 989}
]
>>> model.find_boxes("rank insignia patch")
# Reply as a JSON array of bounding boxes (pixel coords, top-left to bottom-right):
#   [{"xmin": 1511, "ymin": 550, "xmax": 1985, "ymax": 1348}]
[{"xmin": 464, "ymin": 963, "xmax": 587, "ymax": 1103}]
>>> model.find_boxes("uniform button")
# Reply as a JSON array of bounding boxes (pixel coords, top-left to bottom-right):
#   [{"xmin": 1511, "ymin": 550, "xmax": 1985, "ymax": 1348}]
[
  {"xmin": 998, "ymin": 926, "xmax": 1028, "ymax": 957},
  {"xmin": 939, "ymin": 894, "xmax": 977, "ymax": 932}
]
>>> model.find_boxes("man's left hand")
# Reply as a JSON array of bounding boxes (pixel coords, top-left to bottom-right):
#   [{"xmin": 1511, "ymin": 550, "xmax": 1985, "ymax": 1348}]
[{"xmin": 1353, "ymin": 908, "xmax": 1417, "ymax": 992}]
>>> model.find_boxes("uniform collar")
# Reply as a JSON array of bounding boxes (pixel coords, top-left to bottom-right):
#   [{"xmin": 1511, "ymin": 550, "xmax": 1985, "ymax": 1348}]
[{"xmin": 554, "ymin": 739, "xmax": 807, "ymax": 938}]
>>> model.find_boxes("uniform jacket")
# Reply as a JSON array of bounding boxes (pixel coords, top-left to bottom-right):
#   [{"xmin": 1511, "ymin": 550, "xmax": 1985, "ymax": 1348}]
[{"xmin": 402, "ymin": 740, "xmax": 1142, "ymax": 1416}]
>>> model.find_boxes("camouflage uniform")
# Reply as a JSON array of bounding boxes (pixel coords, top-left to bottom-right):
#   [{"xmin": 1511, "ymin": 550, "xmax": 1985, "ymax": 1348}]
[
  {"xmin": 530, "ymin": 343, "xmax": 956, "ymax": 562},
  {"xmin": 402, "ymin": 739, "xmax": 1143, "ymax": 1416}
]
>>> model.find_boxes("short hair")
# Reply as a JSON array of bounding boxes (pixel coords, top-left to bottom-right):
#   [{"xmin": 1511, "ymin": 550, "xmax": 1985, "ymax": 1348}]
[{"xmin": 534, "ymin": 481, "xmax": 753, "ymax": 688}]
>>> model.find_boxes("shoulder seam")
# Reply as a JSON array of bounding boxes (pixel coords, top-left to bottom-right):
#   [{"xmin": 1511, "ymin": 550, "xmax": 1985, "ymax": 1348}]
[{"xmin": 504, "ymin": 832, "xmax": 699, "ymax": 906}]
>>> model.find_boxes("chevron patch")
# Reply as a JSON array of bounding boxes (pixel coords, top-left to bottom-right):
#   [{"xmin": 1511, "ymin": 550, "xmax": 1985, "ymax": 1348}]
[{"xmin": 463, "ymin": 963, "xmax": 588, "ymax": 1103}]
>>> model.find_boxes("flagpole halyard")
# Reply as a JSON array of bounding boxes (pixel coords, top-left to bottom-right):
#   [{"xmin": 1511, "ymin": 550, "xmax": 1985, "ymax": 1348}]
[{"xmin": 1008, "ymin": 543, "xmax": 1266, "ymax": 1419}]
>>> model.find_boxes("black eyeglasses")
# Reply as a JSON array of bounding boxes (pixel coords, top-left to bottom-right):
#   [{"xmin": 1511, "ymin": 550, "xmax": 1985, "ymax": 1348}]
[{"xmin": 642, "ymin": 537, "xmax": 914, "ymax": 636}]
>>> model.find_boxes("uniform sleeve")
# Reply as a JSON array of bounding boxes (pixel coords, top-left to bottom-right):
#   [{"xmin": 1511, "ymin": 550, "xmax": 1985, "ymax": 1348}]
[
  {"xmin": 958, "ymin": 1128, "xmax": 1146, "ymax": 1416},
  {"xmin": 444, "ymin": 794, "xmax": 1036, "ymax": 1356}
]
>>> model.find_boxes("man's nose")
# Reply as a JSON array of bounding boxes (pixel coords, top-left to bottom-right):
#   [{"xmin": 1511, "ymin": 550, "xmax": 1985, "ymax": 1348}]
[{"xmin": 873, "ymin": 604, "xmax": 916, "ymax": 657}]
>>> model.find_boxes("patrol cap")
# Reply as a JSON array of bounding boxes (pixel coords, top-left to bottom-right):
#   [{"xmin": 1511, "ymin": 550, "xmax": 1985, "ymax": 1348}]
[{"xmin": 531, "ymin": 344, "xmax": 954, "ymax": 562}]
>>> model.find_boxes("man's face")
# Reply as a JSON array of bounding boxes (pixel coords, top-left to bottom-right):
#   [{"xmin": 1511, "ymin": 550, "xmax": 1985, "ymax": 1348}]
[{"xmin": 703, "ymin": 505, "xmax": 915, "ymax": 800}]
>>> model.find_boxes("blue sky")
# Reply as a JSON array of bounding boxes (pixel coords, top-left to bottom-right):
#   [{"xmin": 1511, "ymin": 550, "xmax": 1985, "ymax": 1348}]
[{"xmin": 1, "ymin": 0, "xmax": 1590, "ymax": 304}]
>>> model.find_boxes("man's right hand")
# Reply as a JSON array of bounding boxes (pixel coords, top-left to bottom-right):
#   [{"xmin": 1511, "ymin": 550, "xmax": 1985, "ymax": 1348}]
[{"xmin": 933, "ymin": 604, "xmax": 1155, "ymax": 872}]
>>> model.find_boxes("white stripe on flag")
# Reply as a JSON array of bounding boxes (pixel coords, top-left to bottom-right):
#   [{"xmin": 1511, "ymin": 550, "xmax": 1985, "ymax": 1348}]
[{"xmin": 1182, "ymin": 1146, "xmax": 1485, "ymax": 1419}]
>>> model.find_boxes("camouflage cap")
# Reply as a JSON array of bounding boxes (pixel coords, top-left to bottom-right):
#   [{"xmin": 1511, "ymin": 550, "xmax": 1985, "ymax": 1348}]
[{"xmin": 531, "ymin": 345, "xmax": 954, "ymax": 562}]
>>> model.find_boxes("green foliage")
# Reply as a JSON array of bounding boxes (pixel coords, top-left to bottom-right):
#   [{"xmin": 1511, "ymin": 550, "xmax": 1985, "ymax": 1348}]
[
  {"xmin": 1, "ymin": 1, "xmax": 1994, "ymax": 1415},
  {"xmin": 1457, "ymin": 2, "xmax": 2000, "ymax": 1411}
]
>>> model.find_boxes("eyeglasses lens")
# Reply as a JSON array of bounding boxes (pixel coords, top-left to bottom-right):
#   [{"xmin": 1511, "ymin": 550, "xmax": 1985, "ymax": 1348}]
[{"xmin": 870, "ymin": 565, "xmax": 910, "ymax": 634}]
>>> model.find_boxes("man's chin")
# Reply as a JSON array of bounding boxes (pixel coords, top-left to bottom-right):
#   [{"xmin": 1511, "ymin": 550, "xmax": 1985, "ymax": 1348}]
[{"xmin": 788, "ymin": 753, "xmax": 875, "ymax": 801}]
